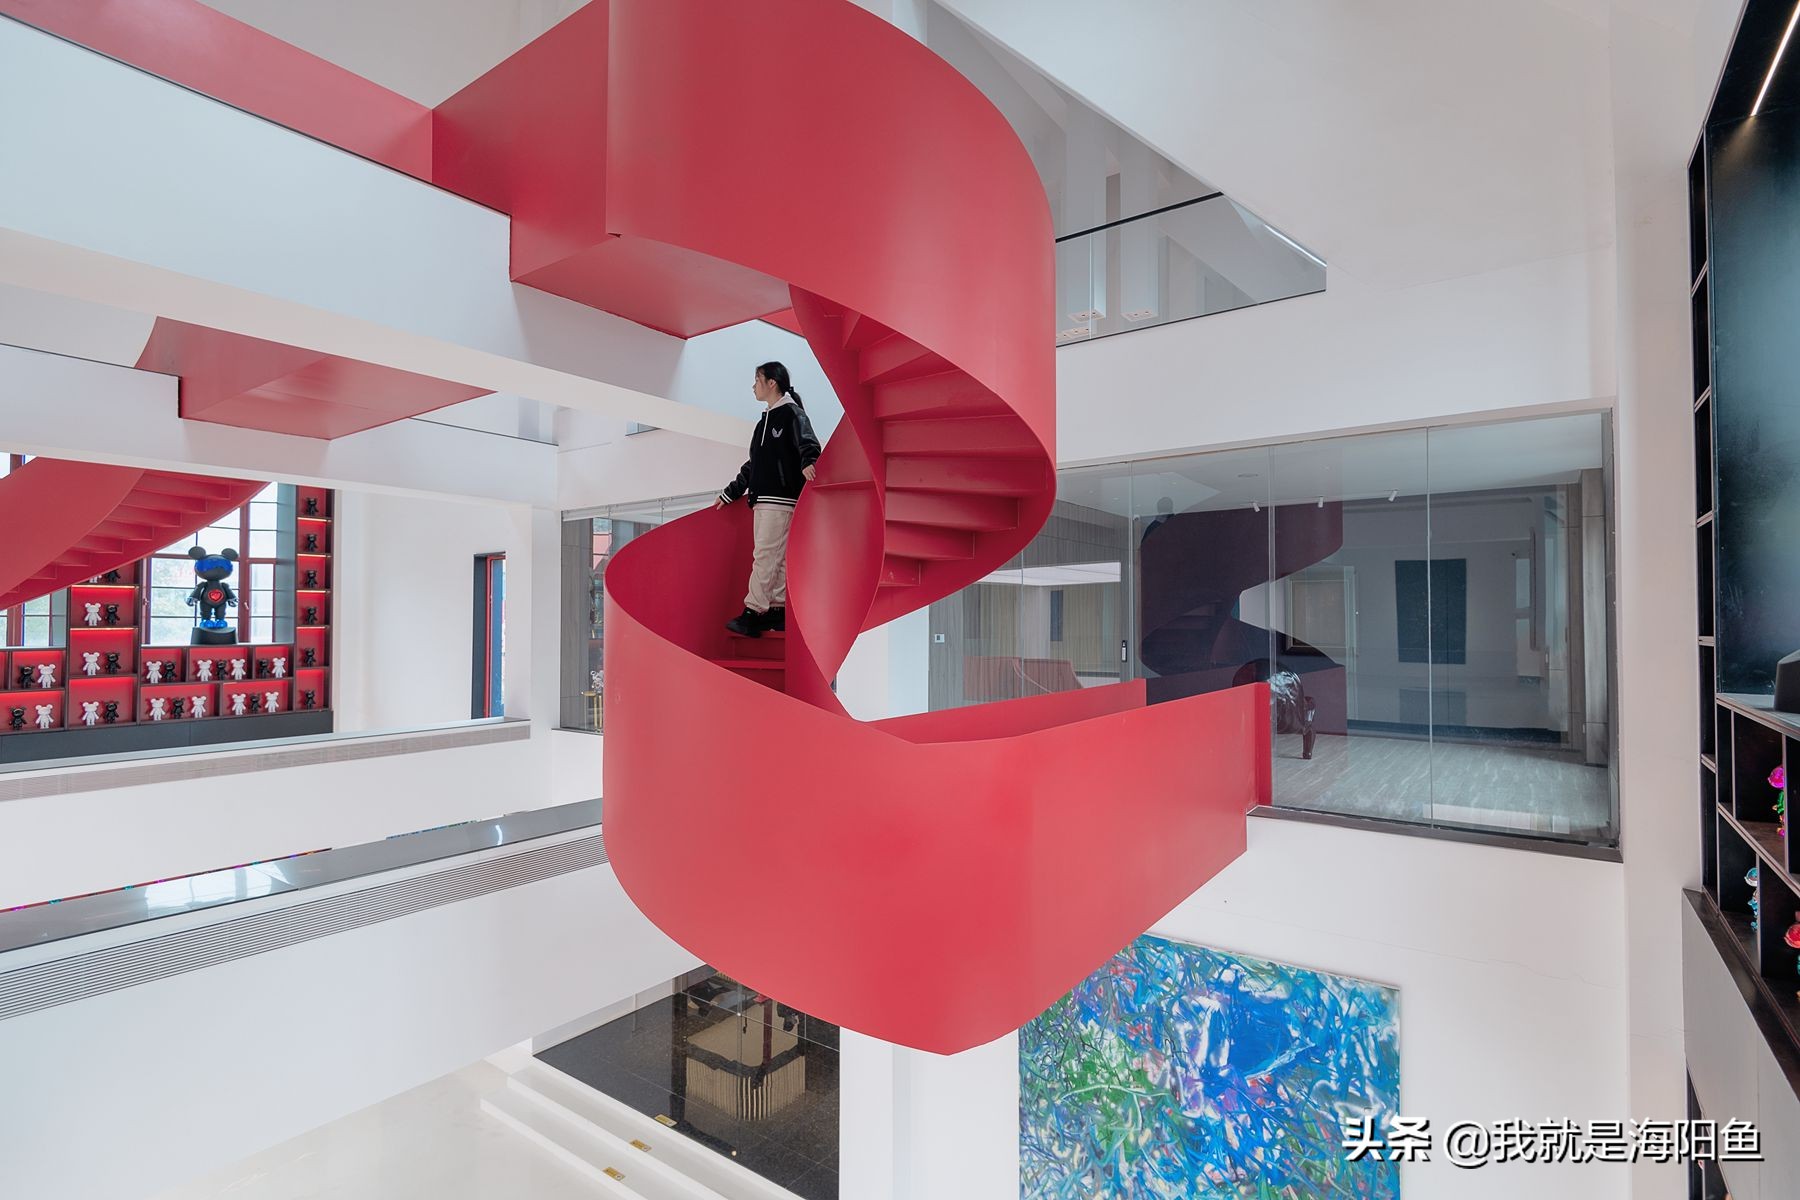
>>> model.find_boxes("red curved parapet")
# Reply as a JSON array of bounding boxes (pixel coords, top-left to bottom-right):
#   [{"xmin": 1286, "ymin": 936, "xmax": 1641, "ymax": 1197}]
[{"xmin": 0, "ymin": 458, "xmax": 264, "ymax": 611}]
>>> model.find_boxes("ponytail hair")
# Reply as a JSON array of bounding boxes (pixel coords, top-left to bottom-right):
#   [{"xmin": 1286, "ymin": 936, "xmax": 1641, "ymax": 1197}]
[{"xmin": 758, "ymin": 360, "xmax": 804, "ymax": 409}]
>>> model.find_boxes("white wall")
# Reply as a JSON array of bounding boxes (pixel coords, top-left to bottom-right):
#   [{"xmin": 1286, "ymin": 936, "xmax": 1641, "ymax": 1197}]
[
  {"xmin": 333, "ymin": 490, "xmax": 537, "ymax": 731},
  {"xmin": 0, "ymin": 858, "xmax": 699, "ymax": 1200}
]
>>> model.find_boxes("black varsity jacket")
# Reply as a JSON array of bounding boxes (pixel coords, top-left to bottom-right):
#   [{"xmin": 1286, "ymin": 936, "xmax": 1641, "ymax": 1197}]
[{"xmin": 717, "ymin": 399, "xmax": 822, "ymax": 509}]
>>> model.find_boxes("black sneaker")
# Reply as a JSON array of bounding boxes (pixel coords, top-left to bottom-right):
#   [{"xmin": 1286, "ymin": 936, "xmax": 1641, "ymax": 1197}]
[
  {"xmin": 760, "ymin": 607, "xmax": 786, "ymax": 632},
  {"xmin": 725, "ymin": 608, "xmax": 762, "ymax": 637}
]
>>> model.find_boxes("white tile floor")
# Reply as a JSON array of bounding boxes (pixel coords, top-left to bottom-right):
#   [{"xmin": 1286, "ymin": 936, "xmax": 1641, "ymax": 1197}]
[
  {"xmin": 154, "ymin": 1062, "xmax": 599, "ymax": 1200},
  {"xmin": 1273, "ymin": 730, "xmax": 1614, "ymax": 838}
]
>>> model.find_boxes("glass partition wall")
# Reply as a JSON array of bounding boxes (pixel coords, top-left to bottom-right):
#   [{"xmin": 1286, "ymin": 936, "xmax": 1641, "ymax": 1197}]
[
  {"xmin": 929, "ymin": 411, "xmax": 1617, "ymax": 847},
  {"xmin": 560, "ymin": 494, "xmax": 714, "ymax": 733}
]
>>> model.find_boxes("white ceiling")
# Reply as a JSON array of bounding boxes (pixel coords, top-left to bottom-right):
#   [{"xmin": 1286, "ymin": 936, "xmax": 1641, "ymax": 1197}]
[{"xmin": 197, "ymin": 0, "xmax": 590, "ymax": 105}]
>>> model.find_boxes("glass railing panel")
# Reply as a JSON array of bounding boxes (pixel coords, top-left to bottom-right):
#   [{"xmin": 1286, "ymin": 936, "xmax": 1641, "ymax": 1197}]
[{"xmin": 1054, "ymin": 195, "xmax": 1325, "ymax": 344}]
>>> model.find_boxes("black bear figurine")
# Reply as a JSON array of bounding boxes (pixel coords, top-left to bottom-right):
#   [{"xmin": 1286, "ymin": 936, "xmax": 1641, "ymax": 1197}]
[
  {"xmin": 300, "ymin": 689, "xmax": 316, "ymax": 710},
  {"xmin": 304, "ymin": 497, "xmax": 319, "ymax": 516},
  {"xmin": 304, "ymin": 569, "xmax": 319, "ymax": 588},
  {"xmin": 101, "ymin": 701, "xmax": 119, "ymax": 725},
  {"xmin": 15, "ymin": 666, "xmax": 30, "ymax": 689},
  {"xmin": 301, "ymin": 647, "xmax": 317, "ymax": 667},
  {"xmin": 102, "ymin": 569, "xmax": 123, "ymax": 584},
  {"xmin": 104, "ymin": 652, "xmax": 121, "ymax": 675},
  {"xmin": 103, "ymin": 603, "xmax": 120, "ymax": 626},
  {"xmin": 171, "ymin": 698, "xmax": 186, "ymax": 719},
  {"xmin": 304, "ymin": 532, "xmax": 319, "ymax": 552},
  {"xmin": 8, "ymin": 707, "xmax": 24, "ymax": 731},
  {"xmin": 303, "ymin": 606, "xmax": 319, "ymax": 625}
]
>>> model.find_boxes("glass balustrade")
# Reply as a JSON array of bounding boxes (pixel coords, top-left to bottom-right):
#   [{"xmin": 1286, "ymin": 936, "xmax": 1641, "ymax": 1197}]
[{"xmin": 1054, "ymin": 195, "xmax": 1326, "ymax": 344}]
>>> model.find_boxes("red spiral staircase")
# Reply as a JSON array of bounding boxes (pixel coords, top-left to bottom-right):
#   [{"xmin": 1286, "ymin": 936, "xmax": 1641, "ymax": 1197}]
[
  {"xmin": 0, "ymin": 458, "xmax": 263, "ymax": 610},
  {"xmin": 6, "ymin": 0, "xmax": 1274, "ymax": 1054}
]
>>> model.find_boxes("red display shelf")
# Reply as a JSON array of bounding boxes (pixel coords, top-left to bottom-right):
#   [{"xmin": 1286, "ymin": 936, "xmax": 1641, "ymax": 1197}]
[
  {"xmin": 67, "ymin": 677, "xmax": 136, "ymax": 726},
  {"xmin": 296, "ymin": 485, "xmax": 332, "ymax": 521},
  {"xmin": 294, "ymin": 666, "xmax": 330, "ymax": 711},
  {"xmin": 296, "ymin": 594, "xmax": 331, "ymax": 627},
  {"xmin": 9, "ymin": 649, "xmax": 67, "ymax": 692},
  {"xmin": 1, "ymin": 689, "xmax": 63, "ymax": 731},
  {"xmin": 68, "ymin": 584, "xmax": 139, "ymax": 633},
  {"xmin": 139, "ymin": 683, "xmax": 214, "ymax": 723},
  {"xmin": 249, "ymin": 644, "xmax": 294, "ymax": 684},
  {"xmin": 296, "ymin": 559, "xmax": 332, "ymax": 589},
  {"xmin": 295, "ymin": 627, "xmax": 329, "ymax": 669},
  {"xmin": 187, "ymin": 645, "xmax": 252, "ymax": 686},
  {"xmin": 68, "ymin": 628, "xmax": 138, "ymax": 678},
  {"xmin": 297, "ymin": 518, "xmax": 331, "ymax": 555},
  {"xmin": 221, "ymin": 679, "xmax": 290, "ymax": 717},
  {"xmin": 139, "ymin": 649, "xmax": 185, "ymax": 686}
]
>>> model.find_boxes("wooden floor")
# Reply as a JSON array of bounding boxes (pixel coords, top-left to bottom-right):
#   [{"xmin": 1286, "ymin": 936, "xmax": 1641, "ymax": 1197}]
[{"xmin": 1273, "ymin": 731, "xmax": 1613, "ymax": 839}]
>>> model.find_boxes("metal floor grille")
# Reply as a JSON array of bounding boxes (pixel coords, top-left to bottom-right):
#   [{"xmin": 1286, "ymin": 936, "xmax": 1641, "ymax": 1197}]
[{"xmin": 0, "ymin": 833, "xmax": 606, "ymax": 1022}]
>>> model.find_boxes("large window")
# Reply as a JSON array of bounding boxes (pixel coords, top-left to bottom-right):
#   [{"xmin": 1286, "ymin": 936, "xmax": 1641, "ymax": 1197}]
[
  {"xmin": 146, "ymin": 484, "xmax": 284, "ymax": 645},
  {"xmin": 930, "ymin": 412, "xmax": 1618, "ymax": 849}
]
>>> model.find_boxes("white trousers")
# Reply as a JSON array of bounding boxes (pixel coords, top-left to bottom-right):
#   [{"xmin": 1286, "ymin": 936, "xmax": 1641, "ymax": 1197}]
[{"xmin": 745, "ymin": 503, "xmax": 793, "ymax": 612}]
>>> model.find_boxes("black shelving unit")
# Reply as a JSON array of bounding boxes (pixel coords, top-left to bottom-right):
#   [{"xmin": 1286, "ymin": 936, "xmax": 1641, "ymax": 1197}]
[{"xmin": 1691, "ymin": 125, "xmax": 1800, "ymax": 1055}]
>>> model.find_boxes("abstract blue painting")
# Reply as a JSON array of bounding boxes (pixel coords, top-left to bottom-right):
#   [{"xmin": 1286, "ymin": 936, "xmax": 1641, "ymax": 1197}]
[{"xmin": 1020, "ymin": 933, "xmax": 1400, "ymax": 1198}]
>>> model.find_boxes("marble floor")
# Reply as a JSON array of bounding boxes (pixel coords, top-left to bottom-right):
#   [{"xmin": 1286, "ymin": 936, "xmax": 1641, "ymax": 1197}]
[
  {"xmin": 154, "ymin": 1060, "xmax": 604, "ymax": 1200},
  {"xmin": 1273, "ymin": 730, "xmax": 1614, "ymax": 840},
  {"xmin": 538, "ymin": 973, "xmax": 839, "ymax": 1200}
]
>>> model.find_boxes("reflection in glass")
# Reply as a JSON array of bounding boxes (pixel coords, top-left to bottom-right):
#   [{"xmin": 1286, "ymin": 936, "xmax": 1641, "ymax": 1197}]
[
  {"xmin": 1268, "ymin": 430, "xmax": 1432, "ymax": 823},
  {"xmin": 560, "ymin": 495, "xmax": 714, "ymax": 732},
  {"xmin": 913, "ymin": 412, "xmax": 1617, "ymax": 848}
]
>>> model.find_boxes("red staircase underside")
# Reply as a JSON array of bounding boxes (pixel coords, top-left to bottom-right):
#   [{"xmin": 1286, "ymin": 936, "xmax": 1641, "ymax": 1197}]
[
  {"xmin": 9, "ymin": 0, "xmax": 1274, "ymax": 1053},
  {"xmin": 0, "ymin": 458, "xmax": 263, "ymax": 611}
]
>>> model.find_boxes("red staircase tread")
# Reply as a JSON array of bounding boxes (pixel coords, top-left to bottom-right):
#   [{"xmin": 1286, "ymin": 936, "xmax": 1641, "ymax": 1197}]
[
  {"xmin": 883, "ymin": 489, "xmax": 1018, "ymax": 532},
  {"xmin": 710, "ymin": 658, "xmax": 785, "ymax": 671},
  {"xmin": 885, "ymin": 455, "xmax": 1044, "ymax": 495}
]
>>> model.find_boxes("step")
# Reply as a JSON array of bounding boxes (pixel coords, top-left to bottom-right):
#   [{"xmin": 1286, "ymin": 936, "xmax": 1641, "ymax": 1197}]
[
  {"xmin": 482, "ymin": 1087, "xmax": 670, "ymax": 1198},
  {"xmin": 884, "ymin": 522, "xmax": 974, "ymax": 561},
  {"xmin": 884, "ymin": 489, "xmax": 1018, "ymax": 532},
  {"xmin": 711, "ymin": 657, "xmax": 784, "ymax": 671},
  {"xmin": 885, "ymin": 455, "xmax": 1045, "ymax": 496},
  {"xmin": 504, "ymin": 1061, "xmax": 800, "ymax": 1200},
  {"xmin": 726, "ymin": 631, "xmax": 786, "ymax": 661},
  {"xmin": 859, "ymin": 334, "xmax": 950, "ymax": 386},
  {"xmin": 879, "ymin": 555, "xmax": 923, "ymax": 587},
  {"xmin": 870, "ymin": 372, "xmax": 1007, "ymax": 422},
  {"xmin": 841, "ymin": 310, "xmax": 891, "ymax": 350},
  {"xmin": 881, "ymin": 415, "xmax": 1040, "ymax": 459}
]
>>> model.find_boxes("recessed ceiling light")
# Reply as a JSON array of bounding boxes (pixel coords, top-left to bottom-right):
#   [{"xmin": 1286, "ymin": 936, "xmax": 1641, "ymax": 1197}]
[{"xmin": 1753, "ymin": 2, "xmax": 1800, "ymax": 117}]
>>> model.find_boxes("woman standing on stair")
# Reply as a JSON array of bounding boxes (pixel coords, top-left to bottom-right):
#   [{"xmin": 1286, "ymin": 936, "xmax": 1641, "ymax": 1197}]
[{"xmin": 714, "ymin": 361, "xmax": 821, "ymax": 637}]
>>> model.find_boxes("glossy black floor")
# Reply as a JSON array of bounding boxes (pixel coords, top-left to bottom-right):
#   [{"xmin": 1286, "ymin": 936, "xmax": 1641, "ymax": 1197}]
[{"xmin": 537, "ymin": 972, "xmax": 839, "ymax": 1199}]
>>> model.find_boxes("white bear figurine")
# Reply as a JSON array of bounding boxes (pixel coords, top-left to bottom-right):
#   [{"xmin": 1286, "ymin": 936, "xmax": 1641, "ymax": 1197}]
[
  {"xmin": 82, "ymin": 652, "xmax": 101, "ymax": 677},
  {"xmin": 195, "ymin": 660, "xmax": 214, "ymax": 682},
  {"xmin": 83, "ymin": 602, "xmax": 101, "ymax": 627},
  {"xmin": 191, "ymin": 695, "xmax": 208, "ymax": 719},
  {"xmin": 229, "ymin": 693, "xmax": 248, "ymax": 717},
  {"xmin": 263, "ymin": 691, "xmax": 281, "ymax": 714},
  {"xmin": 33, "ymin": 704, "xmax": 53, "ymax": 731},
  {"xmin": 145, "ymin": 661, "xmax": 164, "ymax": 685},
  {"xmin": 228, "ymin": 659, "xmax": 247, "ymax": 682},
  {"xmin": 80, "ymin": 701, "xmax": 100, "ymax": 727},
  {"xmin": 272, "ymin": 656, "xmax": 287, "ymax": 679},
  {"xmin": 34, "ymin": 662, "xmax": 57, "ymax": 689},
  {"xmin": 148, "ymin": 697, "xmax": 167, "ymax": 722}
]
